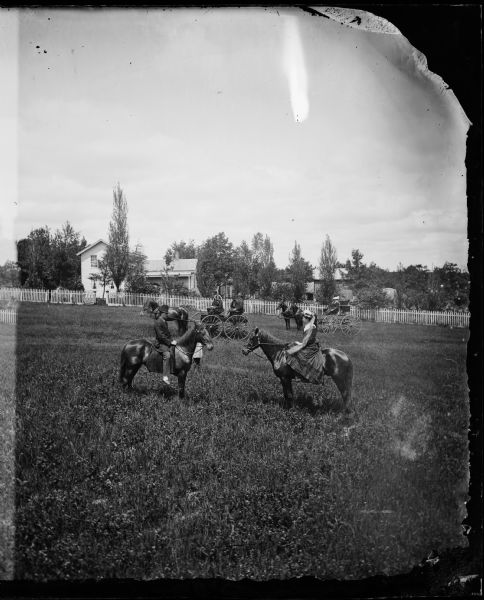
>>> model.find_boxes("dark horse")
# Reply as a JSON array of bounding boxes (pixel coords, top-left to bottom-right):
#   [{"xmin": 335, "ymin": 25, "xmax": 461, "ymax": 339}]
[
  {"xmin": 141, "ymin": 299, "xmax": 189, "ymax": 335},
  {"xmin": 120, "ymin": 322, "xmax": 214, "ymax": 399},
  {"xmin": 277, "ymin": 301, "xmax": 303, "ymax": 331},
  {"xmin": 242, "ymin": 328, "xmax": 354, "ymax": 414}
]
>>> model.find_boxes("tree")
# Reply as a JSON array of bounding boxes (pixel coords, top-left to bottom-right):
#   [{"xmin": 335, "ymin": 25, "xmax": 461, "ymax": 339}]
[
  {"xmin": 104, "ymin": 183, "xmax": 129, "ymax": 292},
  {"xmin": 271, "ymin": 281, "xmax": 295, "ymax": 301},
  {"xmin": 88, "ymin": 257, "xmax": 112, "ymax": 299},
  {"xmin": 51, "ymin": 221, "xmax": 86, "ymax": 289},
  {"xmin": 254, "ymin": 234, "xmax": 277, "ymax": 298},
  {"xmin": 16, "ymin": 227, "xmax": 55, "ymax": 289},
  {"xmin": 285, "ymin": 242, "xmax": 313, "ymax": 301},
  {"xmin": 318, "ymin": 235, "xmax": 338, "ymax": 304},
  {"xmin": 196, "ymin": 232, "xmax": 235, "ymax": 297},
  {"xmin": 232, "ymin": 240, "xmax": 253, "ymax": 297},
  {"xmin": 0, "ymin": 260, "xmax": 20, "ymax": 287},
  {"xmin": 356, "ymin": 284, "xmax": 389, "ymax": 309},
  {"xmin": 164, "ymin": 240, "xmax": 198, "ymax": 265},
  {"xmin": 125, "ymin": 244, "xmax": 148, "ymax": 293}
]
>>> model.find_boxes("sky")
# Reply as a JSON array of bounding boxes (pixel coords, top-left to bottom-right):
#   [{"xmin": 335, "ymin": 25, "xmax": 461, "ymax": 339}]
[{"xmin": 0, "ymin": 6, "xmax": 470, "ymax": 271}]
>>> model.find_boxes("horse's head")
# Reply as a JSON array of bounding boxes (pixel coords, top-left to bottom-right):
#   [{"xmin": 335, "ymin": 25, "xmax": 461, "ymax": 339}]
[
  {"xmin": 195, "ymin": 322, "xmax": 214, "ymax": 351},
  {"xmin": 242, "ymin": 327, "xmax": 261, "ymax": 356}
]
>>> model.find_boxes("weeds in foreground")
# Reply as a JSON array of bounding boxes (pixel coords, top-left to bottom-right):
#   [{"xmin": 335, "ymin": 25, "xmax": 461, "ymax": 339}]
[{"xmin": 14, "ymin": 304, "xmax": 469, "ymax": 580}]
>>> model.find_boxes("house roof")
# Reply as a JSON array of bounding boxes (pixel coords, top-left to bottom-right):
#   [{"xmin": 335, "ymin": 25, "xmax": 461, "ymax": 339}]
[
  {"xmin": 145, "ymin": 258, "xmax": 197, "ymax": 274},
  {"xmin": 77, "ymin": 239, "xmax": 107, "ymax": 256},
  {"xmin": 145, "ymin": 259, "xmax": 165, "ymax": 273}
]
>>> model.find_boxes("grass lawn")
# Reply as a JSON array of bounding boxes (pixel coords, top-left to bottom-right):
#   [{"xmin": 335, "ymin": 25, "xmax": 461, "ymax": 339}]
[{"xmin": 14, "ymin": 303, "xmax": 469, "ymax": 580}]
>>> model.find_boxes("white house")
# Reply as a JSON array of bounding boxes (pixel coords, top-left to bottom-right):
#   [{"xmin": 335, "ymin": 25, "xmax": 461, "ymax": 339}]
[
  {"xmin": 145, "ymin": 257, "xmax": 199, "ymax": 293},
  {"xmin": 77, "ymin": 240, "xmax": 199, "ymax": 296},
  {"xmin": 77, "ymin": 239, "xmax": 120, "ymax": 297}
]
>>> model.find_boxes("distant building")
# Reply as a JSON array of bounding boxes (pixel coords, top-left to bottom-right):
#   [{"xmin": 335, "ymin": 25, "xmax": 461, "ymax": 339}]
[
  {"xmin": 305, "ymin": 268, "xmax": 353, "ymax": 301},
  {"xmin": 76, "ymin": 239, "xmax": 122, "ymax": 297},
  {"xmin": 77, "ymin": 240, "xmax": 198, "ymax": 297},
  {"xmin": 145, "ymin": 257, "xmax": 199, "ymax": 294}
]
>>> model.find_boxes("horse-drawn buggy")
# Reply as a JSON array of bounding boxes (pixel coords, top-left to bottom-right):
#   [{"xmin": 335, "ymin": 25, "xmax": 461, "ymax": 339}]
[
  {"xmin": 318, "ymin": 299, "xmax": 362, "ymax": 335},
  {"xmin": 197, "ymin": 308, "xmax": 251, "ymax": 341}
]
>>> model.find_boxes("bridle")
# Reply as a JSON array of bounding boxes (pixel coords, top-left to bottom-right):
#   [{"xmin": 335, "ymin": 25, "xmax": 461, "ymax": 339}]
[{"xmin": 174, "ymin": 322, "xmax": 212, "ymax": 358}]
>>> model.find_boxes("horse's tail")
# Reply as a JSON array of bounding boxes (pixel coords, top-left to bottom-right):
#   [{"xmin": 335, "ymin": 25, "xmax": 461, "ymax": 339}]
[{"xmin": 119, "ymin": 344, "xmax": 128, "ymax": 384}]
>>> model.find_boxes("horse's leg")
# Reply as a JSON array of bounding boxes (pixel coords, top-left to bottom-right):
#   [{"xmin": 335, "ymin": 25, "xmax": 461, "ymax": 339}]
[
  {"xmin": 285, "ymin": 317, "xmax": 290, "ymax": 330},
  {"xmin": 120, "ymin": 362, "xmax": 142, "ymax": 389},
  {"xmin": 280, "ymin": 377, "xmax": 294, "ymax": 409},
  {"xmin": 177, "ymin": 370, "xmax": 187, "ymax": 400},
  {"xmin": 324, "ymin": 351, "xmax": 355, "ymax": 417}
]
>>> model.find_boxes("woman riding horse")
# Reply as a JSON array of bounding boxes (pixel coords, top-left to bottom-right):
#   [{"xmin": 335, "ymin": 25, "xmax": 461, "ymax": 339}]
[{"xmin": 242, "ymin": 313, "xmax": 354, "ymax": 415}]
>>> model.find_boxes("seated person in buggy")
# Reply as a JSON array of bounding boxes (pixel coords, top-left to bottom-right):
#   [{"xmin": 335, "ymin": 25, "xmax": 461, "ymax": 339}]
[
  {"xmin": 326, "ymin": 296, "xmax": 341, "ymax": 315},
  {"xmin": 208, "ymin": 290, "xmax": 224, "ymax": 316},
  {"xmin": 153, "ymin": 304, "xmax": 176, "ymax": 384},
  {"xmin": 229, "ymin": 293, "xmax": 244, "ymax": 317}
]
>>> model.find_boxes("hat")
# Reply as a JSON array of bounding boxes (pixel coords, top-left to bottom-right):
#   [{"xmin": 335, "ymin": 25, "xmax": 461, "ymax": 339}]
[
  {"xmin": 159, "ymin": 304, "xmax": 169, "ymax": 313},
  {"xmin": 302, "ymin": 309, "xmax": 313, "ymax": 319}
]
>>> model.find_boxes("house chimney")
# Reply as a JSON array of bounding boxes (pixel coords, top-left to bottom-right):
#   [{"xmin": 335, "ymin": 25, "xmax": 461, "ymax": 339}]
[{"xmin": 174, "ymin": 249, "xmax": 180, "ymax": 260}]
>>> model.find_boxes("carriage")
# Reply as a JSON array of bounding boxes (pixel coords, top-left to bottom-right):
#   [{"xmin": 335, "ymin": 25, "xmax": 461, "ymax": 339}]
[
  {"xmin": 318, "ymin": 301, "xmax": 362, "ymax": 335},
  {"xmin": 196, "ymin": 309, "xmax": 251, "ymax": 341}
]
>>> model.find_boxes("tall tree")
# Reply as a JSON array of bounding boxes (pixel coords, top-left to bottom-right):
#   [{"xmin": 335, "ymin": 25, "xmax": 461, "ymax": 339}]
[
  {"xmin": 256, "ymin": 234, "xmax": 277, "ymax": 298},
  {"xmin": 51, "ymin": 221, "xmax": 86, "ymax": 289},
  {"xmin": 318, "ymin": 235, "xmax": 338, "ymax": 303},
  {"xmin": 195, "ymin": 232, "xmax": 235, "ymax": 297},
  {"xmin": 105, "ymin": 183, "xmax": 129, "ymax": 292},
  {"xmin": 286, "ymin": 241, "xmax": 313, "ymax": 301},
  {"xmin": 164, "ymin": 240, "xmax": 198, "ymax": 265},
  {"xmin": 232, "ymin": 240, "xmax": 253, "ymax": 297}
]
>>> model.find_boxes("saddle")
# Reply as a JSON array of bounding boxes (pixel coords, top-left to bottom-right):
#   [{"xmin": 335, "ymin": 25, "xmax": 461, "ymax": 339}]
[{"xmin": 150, "ymin": 343, "xmax": 176, "ymax": 374}]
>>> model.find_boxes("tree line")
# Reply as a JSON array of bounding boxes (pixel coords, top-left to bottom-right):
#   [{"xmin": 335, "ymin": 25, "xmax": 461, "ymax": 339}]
[{"xmin": 0, "ymin": 184, "xmax": 469, "ymax": 310}]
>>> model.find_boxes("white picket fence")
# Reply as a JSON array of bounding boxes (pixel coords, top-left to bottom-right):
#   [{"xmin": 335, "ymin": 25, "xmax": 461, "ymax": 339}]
[
  {"xmin": 0, "ymin": 287, "xmax": 470, "ymax": 328},
  {"xmin": 0, "ymin": 309, "xmax": 17, "ymax": 324}
]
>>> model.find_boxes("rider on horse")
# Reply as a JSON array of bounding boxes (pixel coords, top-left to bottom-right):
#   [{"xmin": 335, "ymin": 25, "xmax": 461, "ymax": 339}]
[
  {"xmin": 229, "ymin": 293, "xmax": 244, "ymax": 317},
  {"xmin": 278, "ymin": 309, "xmax": 324, "ymax": 383},
  {"xmin": 153, "ymin": 304, "xmax": 177, "ymax": 384}
]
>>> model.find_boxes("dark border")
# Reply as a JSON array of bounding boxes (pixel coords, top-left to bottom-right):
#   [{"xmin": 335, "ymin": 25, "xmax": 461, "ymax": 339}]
[{"xmin": 3, "ymin": 3, "xmax": 482, "ymax": 598}]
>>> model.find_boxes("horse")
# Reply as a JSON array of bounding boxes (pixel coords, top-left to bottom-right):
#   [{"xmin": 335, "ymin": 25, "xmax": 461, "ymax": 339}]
[
  {"xmin": 119, "ymin": 321, "xmax": 214, "ymax": 399},
  {"xmin": 141, "ymin": 299, "xmax": 189, "ymax": 335},
  {"xmin": 277, "ymin": 302, "xmax": 303, "ymax": 331},
  {"xmin": 242, "ymin": 327, "xmax": 354, "ymax": 414}
]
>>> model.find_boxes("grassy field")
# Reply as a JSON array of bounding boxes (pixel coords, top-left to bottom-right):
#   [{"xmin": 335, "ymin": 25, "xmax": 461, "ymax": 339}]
[{"xmin": 13, "ymin": 303, "xmax": 469, "ymax": 580}]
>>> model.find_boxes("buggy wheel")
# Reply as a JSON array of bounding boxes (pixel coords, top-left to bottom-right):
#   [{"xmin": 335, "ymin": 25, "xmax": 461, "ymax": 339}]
[
  {"xmin": 201, "ymin": 314, "xmax": 223, "ymax": 339},
  {"xmin": 224, "ymin": 315, "xmax": 250, "ymax": 341},
  {"xmin": 341, "ymin": 315, "xmax": 362, "ymax": 336},
  {"xmin": 319, "ymin": 316, "xmax": 336, "ymax": 334}
]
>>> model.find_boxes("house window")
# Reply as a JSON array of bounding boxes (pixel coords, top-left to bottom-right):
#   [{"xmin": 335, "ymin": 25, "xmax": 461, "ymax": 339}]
[{"xmin": 91, "ymin": 255, "xmax": 98, "ymax": 267}]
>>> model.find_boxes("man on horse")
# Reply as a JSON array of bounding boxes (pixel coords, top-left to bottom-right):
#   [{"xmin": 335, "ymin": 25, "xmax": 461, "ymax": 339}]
[
  {"xmin": 153, "ymin": 304, "xmax": 176, "ymax": 384},
  {"xmin": 229, "ymin": 293, "xmax": 244, "ymax": 317},
  {"xmin": 208, "ymin": 289, "xmax": 224, "ymax": 316}
]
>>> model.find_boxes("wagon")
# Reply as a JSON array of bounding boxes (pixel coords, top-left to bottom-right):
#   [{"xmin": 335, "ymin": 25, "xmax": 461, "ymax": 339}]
[
  {"xmin": 196, "ymin": 310, "xmax": 251, "ymax": 341},
  {"xmin": 318, "ymin": 302, "xmax": 362, "ymax": 336}
]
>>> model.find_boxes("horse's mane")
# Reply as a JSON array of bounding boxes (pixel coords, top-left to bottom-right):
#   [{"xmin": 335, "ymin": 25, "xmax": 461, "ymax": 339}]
[
  {"xmin": 258, "ymin": 329, "xmax": 286, "ymax": 347},
  {"xmin": 176, "ymin": 323, "xmax": 198, "ymax": 346}
]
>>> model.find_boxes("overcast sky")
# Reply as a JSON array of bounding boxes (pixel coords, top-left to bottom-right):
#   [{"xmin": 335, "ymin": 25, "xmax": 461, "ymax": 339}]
[{"xmin": 0, "ymin": 7, "xmax": 470, "ymax": 271}]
